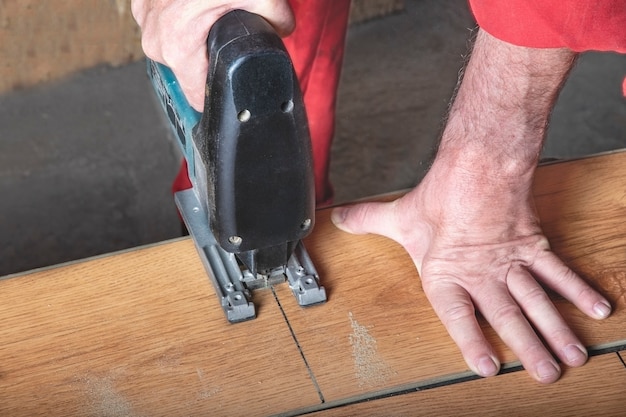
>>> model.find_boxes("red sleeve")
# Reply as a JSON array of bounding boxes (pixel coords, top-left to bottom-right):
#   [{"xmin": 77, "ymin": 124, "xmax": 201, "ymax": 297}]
[{"xmin": 468, "ymin": 0, "xmax": 626, "ymax": 53}]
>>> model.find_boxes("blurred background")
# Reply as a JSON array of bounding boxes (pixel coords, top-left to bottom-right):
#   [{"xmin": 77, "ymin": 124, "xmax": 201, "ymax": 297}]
[{"xmin": 1, "ymin": 0, "xmax": 625, "ymax": 276}]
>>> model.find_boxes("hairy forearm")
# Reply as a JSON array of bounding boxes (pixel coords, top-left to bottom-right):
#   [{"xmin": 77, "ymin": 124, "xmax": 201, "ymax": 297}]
[
  {"xmin": 418, "ymin": 29, "xmax": 578, "ymax": 244},
  {"xmin": 437, "ymin": 29, "xmax": 578, "ymax": 180}
]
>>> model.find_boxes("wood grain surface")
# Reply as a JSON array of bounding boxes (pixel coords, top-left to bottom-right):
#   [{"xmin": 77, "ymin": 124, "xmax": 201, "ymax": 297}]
[
  {"xmin": 307, "ymin": 352, "xmax": 626, "ymax": 416},
  {"xmin": 0, "ymin": 240, "xmax": 320, "ymax": 416},
  {"xmin": 1, "ymin": 151, "xmax": 626, "ymax": 416},
  {"xmin": 277, "ymin": 151, "xmax": 626, "ymax": 406}
]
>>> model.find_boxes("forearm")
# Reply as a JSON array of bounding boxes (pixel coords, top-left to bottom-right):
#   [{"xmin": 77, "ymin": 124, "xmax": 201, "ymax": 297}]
[
  {"xmin": 437, "ymin": 29, "xmax": 578, "ymax": 181},
  {"xmin": 419, "ymin": 29, "xmax": 578, "ymax": 244}
]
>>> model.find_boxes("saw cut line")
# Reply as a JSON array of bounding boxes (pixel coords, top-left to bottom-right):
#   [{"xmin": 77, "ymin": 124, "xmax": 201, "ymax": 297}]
[{"xmin": 272, "ymin": 287, "xmax": 325, "ymax": 404}]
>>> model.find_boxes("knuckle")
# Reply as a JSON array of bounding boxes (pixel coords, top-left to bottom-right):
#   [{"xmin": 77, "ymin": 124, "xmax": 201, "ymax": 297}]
[
  {"xmin": 345, "ymin": 204, "xmax": 376, "ymax": 230},
  {"xmin": 576, "ymin": 285, "xmax": 598, "ymax": 301},
  {"xmin": 552, "ymin": 267, "xmax": 580, "ymax": 286},
  {"xmin": 521, "ymin": 285, "xmax": 551, "ymax": 305},
  {"xmin": 520, "ymin": 341, "xmax": 549, "ymax": 359},
  {"xmin": 549, "ymin": 326, "xmax": 576, "ymax": 345},
  {"xmin": 130, "ymin": 0, "xmax": 145, "ymax": 25},
  {"xmin": 441, "ymin": 300, "xmax": 476, "ymax": 324},
  {"xmin": 140, "ymin": 33, "xmax": 160, "ymax": 60},
  {"xmin": 489, "ymin": 303, "xmax": 523, "ymax": 329}
]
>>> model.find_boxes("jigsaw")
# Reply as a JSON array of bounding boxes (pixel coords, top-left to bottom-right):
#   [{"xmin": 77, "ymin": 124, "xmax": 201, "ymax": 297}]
[{"xmin": 147, "ymin": 10, "xmax": 326, "ymax": 323}]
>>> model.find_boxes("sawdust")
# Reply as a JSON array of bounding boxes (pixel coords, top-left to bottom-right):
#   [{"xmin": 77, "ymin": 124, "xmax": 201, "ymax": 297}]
[
  {"xmin": 80, "ymin": 371, "xmax": 137, "ymax": 417},
  {"xmin": 348, "ymin": 312, "xmax": 396, "ymax": 388},
  {"xmin": 195, "ymin": 368, "xmax": 221, "ymax": 399},
  {"xmin": 156, "ymin": 347, "xmax": 183, "ymax": 372}
]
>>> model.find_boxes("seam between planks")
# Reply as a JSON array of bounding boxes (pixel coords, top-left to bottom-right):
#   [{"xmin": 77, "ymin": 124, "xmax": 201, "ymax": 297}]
[{"xmin": 272, "ymin": 342, "xmax": 626, "ymax": 417}]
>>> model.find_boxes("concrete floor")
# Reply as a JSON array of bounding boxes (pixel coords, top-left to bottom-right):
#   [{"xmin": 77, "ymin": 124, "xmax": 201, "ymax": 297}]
[{"xmin": 2, "ymin": 0, "xmax": 626, "ymax": 276}]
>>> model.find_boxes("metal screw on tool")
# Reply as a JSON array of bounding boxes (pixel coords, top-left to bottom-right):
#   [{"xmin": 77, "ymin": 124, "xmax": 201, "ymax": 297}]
[
  {"xmin": 281, "ymin": 100, "xmax": 294, "ymax": 112},
  {"xmin": 228, "ymin": 235, "xmax": 243, "ymax": 246},
  {"xmin": 237, "ymin": 109, "xmax": 251, "ymax": 122},
  {"xmin": 300, "ymin": 218, "xmax": 311, "ymax": 230}
]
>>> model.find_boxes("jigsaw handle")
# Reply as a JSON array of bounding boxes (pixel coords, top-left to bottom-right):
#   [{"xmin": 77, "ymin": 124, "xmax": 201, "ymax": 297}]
[
  {"xmin": 196, "ymin": 10, "xmax": 315, "ymax": 265},
  {"xmin": 148, "ymin": 10, "xmax": 315, "ymax": 271}
]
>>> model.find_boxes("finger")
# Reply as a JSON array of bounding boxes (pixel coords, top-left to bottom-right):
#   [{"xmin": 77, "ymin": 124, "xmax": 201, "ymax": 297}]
[
  {"xmin": 330, "ymin": 201, "xmax": 398, "ymax": 237},
  {"xmin": 471, "ymin": 270, "xmax": 561, "ymax": 383},
  {"xmin": 508, "ymin": 268, "xmax": 588, "ymax": 369},
  {"xmin": 424, "ymin": 280, "xmax": 501, "ymax": 377},
  {"xmin": 244, "ymin": 0, "xmax": 295, "ymax": 36},
  {"xmin": 176, "ymin": 1, "xmax": 294, "ymax": 110},
  {"xmin": 173, "ymin": 49, "xmax": 209, "ymax": 112},
  {"xmin": 130, "ymin": 0, "xmax": 148, "ymax": 27},
  {"xmin": 529, "ymin": 251, "xmax": 612, "ymax": 320},
  {"xmin": 140, "ymin": 1, "xmax": 295, "ymax": 112}
]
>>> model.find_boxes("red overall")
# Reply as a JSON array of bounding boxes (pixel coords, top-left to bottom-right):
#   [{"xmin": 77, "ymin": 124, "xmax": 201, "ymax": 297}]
[
  {"xmin": 469, "ymin": 0, "xmax": 626, "ymax": 53},
  {"xmin": 469, "ymin": 0, "xmax": 626, "ymax": 95}
]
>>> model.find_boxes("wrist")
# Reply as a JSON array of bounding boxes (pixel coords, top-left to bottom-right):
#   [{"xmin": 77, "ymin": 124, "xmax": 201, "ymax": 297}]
[{"xmin": 436, "ymin": 29, "xmax": 577, "ymax": 178}]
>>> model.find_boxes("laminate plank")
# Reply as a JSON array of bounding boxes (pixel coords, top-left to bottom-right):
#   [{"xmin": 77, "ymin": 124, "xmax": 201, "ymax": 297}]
[
  {"xmin": 3, "ymin": 151, "xmax": 626, "ymax": 416},
  {"xmin": 278, "ymin": 151, "xmax": 626, "ymax": 402},
  {"xmin": 307, "ymin": 353, "xmax": 626, "ymax": 416},
  {"xmin": 0, "ymin": 239, "xmax": 320, "ymax": 416}
]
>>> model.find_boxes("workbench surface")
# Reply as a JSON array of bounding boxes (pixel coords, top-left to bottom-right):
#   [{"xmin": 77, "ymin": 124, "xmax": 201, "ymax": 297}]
[{"xmin": 2, "ymin": 151, "xmax": 625, "ymax": 416}]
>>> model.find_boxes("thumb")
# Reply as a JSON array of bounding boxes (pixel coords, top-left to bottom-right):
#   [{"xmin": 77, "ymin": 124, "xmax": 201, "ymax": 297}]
[{"xmin": 330, "ymin": 201, "xmax": 398, "ymax": 237}]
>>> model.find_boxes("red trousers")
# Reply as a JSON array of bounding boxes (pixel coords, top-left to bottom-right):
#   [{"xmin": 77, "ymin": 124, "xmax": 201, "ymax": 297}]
[{"xmin": 172, "ymin": 1, "xmax": 352, "ymax": 206}]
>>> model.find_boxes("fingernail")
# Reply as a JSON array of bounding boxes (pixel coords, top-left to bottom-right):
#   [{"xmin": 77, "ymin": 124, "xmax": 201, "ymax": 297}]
[
  {"xmin": 593, "ymin": 301, "xmax": 611, "ymax": 319},
  {"xmin": 563, "ymin": 344, "xmax": 587, "ymax": 366},
  {"xmin": 330, "ymin": 208, "xmax": 347, "ymax": 226},
  {"xmin": 535, "ymin": 360, "xmax": 560, "ymax": 382},
  {"xmin": 476, "ymin": 356, "xmax": 499, "ymax": 376}
]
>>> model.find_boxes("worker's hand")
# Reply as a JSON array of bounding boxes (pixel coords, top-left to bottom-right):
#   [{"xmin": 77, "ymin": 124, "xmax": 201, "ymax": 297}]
[
  {"xmin": 332, "ymin": 160, "xmax": 611, "ymax": 383},
  {"xmin": 131, "ymin": 0, "xmax": 294, "ymax": 111},
  {"xmin": 331, "ymin": 29, "xmax": 612, "ymax": 384}
]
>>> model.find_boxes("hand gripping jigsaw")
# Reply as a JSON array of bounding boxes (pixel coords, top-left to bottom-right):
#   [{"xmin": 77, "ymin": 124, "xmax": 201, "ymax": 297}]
[{"xmin": 147, "ymin": 10, "xmax": 327, "ymax": 323}]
